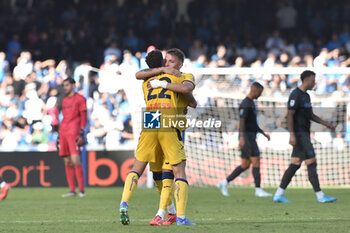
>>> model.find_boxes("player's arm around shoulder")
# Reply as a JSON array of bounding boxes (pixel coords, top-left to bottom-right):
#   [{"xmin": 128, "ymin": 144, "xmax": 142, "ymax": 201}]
[
  {"xmin": 148, "ymin": 75, "xmax": 195, "ymax": 94},
  {"xmin": 172, "ymin": 81, "xmax": 195, "ymax": 93},
  {"xmin": 181, "ymin": 73, "xmax": 196, "ymax": 89},
  {"xmin": 136, "ymin": 67, "xmax": 181, "ymax": 80},
  {"xmin": 161, "ymin": 73, "xmax": 195, "ymax": 94}
]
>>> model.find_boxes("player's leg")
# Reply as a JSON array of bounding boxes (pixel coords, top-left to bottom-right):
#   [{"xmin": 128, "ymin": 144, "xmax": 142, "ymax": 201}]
[
  {"xmin": 250, "ymin": 156, "xmax": 272, "ymax": 197},
  {"xmin": 249, "ymin": 153, "xmax": 272, "ymax": 197},
  {"xmin": 150, "ymin": 149, "xmax": 176, "ymax": 226},
  {"xmin": 303, "ymin": 138, "xmax": 336, "ymax": 202},
  {"xmin": 274, "ymin": 138, "xmax": 307, "ymax": 203},
  {"xmin": 59, "ymin": 135, "xmax": 77, "ymax": 197},
  {"xmin": 163, "ymin": 130, "xmax": 186, "ymax": 224},
  {"xmin": 153, "ymin": 171, "xmax": 163, "ymax": 196},
  {"xmin": 0, "ymin": 177, "xmax": 10, "ymax": 200},
  {"xmin": 120, "ymin": 159, "xmax": 148, "ymax": 225},
  {"xmin": 160, "ymin": 168, "xmax": 177, "ymax": 225},
  {"xmin": 228, "ymin": 158, "xmax": 250, "ymax": 181},
  {"xmin": 217, "ymin": 158, "xmax": 250, "ymax": 197},
  {"xmin": 150, "ymin": 168, "xmax": 175, "ymax": 226},
  {"xmin": 62, "ymin": 155, "xmax": 77, "ymax": 197},
  {"xmin": 71, "ymin": 154, "xmax": 85, "ymax": 197},
  {"xmin": 149, "ymin": 152, "xmax": 166, "ymax": 226},
  {"xmin": 304, "ymin": 157, "xmax": 337, "ymax": 203},
  {"xmin": 273, "ymin": 156, "xmax": 301, "ymax": 203},
  {"xmin": 121, "ymin": 159, "xmax": 147, "ymax": 204},
  {"xmin": 122, "ymin": 131, "xmax": 158, "ymax": 205},
  {"xmin": 171, "ymin": 161, "xmax": 195, "ymax": 225},
  {"xmin": 65, "ymin": 135, "xmax": 85, "ymax": 197},
  {"xmin": 120, "ymin": 131, "xmax": 158, "ymax": 225},
  {"xmin": 150, "ymin": 146, "xmax": 166, "ymax": 209},
  {"xmin": 162, "ymin": 130, "xmax": 185, "ymax": 225},
  {"xmin": 250, "ymin": 156, "xmax": 261, "ymax": 188},
  {"xmin": 161, "ymin": 128, "xmax": 195, "ymax": 225},
  {"xmin": 160, "ymin": 170, "xmax": 175, "ymax": 212},
  {"xmin": 149, "ymin": 171, "xmax": 165, "ymax": 226}
]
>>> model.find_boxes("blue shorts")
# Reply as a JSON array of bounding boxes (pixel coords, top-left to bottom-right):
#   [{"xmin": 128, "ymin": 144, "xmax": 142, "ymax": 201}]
[
  {"xmin": 241, "ymin": 135, "xmax": 260, "ymax": 158},
  {"xmin": 291, "ymin": 133, "xmax": 315, "ymax": 160}
]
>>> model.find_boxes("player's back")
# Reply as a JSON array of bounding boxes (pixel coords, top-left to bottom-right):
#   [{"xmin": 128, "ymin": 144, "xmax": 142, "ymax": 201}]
[{"xmin": 142, "ymin": 73, "xmax": 182, "ymax": 112}]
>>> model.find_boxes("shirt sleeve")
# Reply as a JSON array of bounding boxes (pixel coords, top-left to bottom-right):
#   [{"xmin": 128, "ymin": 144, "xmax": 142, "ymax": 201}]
[
  {"xmin": 79, "ymin": 96, "xmax": 87, "ymax": 129},
  {"xmin": 287, "ymin": 91, "xmax": 298, "ymax": 110},
  {"xmin": 239, "ymin": 100, "xmax": 249, "ymax": 119},
  {"xmin": 182, "ymin": 73, "xmax": 196, "ymax": 88}
]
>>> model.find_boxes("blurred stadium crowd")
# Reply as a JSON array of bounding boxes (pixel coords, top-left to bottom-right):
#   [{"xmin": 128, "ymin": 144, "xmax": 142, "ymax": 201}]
[{"xmin": 0, "ymin": 0, "xmax": 349, "ymax": 151}]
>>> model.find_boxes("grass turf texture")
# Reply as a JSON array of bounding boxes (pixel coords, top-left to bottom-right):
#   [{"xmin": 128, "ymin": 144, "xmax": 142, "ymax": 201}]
[{"xmin": 0, "ymin": 187, "xmax": 349, "ymax": 233}]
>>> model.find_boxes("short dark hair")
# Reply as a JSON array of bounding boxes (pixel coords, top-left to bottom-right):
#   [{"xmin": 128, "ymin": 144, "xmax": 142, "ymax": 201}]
[
  {"xmin": 63, "ymin": 77, "xmax": 75, "ymax": 84},
  {"xmin": 145, "ymin": 49, "xmax": 163, "ymax": 68},
  {"xmin": 166, "ymin": 48, "xmax": 185, "ymax": 63},
  {"xmin": 251, "ymin": 82, "xmax": 264, "ymax": 90},
  {"xmin": 300, "ymin": 70, "xmax": 315, "ymax": 82}
]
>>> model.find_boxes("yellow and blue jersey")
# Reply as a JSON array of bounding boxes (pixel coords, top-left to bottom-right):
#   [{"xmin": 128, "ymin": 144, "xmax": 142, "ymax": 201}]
[{"xmin": 137, "ymin": 72, "xmax": 195, "ymax": 169}]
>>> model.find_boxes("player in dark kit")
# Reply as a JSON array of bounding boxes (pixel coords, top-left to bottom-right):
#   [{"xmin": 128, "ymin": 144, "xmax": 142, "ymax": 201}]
[
  {"xmin": 217, "ymin": 82, "xmax": 272, "ymax": 197},
  {"xmin": 273, "ymin": 70, "xmax": 337, "ymax": 203},
  {"xmin": 58, "ymin": 77, "xmax": 87, "ymax": 198}
]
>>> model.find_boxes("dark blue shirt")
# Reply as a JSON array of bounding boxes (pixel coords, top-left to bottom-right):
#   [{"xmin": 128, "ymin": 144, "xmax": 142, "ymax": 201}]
[
  {"xmin": 239, "ymin": 97, "xmax": 259, "ymax": 135},
  {"xmin": 288, "ymin": 88, "xmax": 312, "ymax": 133}
]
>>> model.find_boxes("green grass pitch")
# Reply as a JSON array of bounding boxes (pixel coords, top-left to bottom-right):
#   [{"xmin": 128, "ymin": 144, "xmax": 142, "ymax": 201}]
[{"xmin": 1, "ymin": 187, "xmax": 349, "ymax": 233}]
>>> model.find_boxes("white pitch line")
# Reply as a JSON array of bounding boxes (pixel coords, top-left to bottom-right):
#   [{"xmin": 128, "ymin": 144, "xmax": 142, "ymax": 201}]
[
  {"xmin": 0, "ymin": 217, "xmax": 348, "ymax": 224},
  {"xmin": 0, "ymin": 220, "xmax": 113, "ymax": 224}
]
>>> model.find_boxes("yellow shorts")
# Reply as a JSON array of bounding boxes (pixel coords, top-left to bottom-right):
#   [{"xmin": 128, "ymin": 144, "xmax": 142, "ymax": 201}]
[
  {"xmin": 149, "ymin": 151, "xmax": 173, "ymax": 172},
  {"xmin": 135, "ymin": 131, "xmax": 159, "ymax": 163},
  {"xmin": 135, "ymin": 128, "xmax": 185, "ymax": 171},
  {"xmin": 149, "ymin": 145, "xmax": 167, "ymax": 172}
]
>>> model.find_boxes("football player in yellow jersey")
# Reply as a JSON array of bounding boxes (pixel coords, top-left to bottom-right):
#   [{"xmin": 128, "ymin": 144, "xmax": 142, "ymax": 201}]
[
  {"xmin": 119, "ymin": 49, "xmax": 196, "ymax": 226},
  {"xmin": 135, "ymin": 48, "xmax": 197, "ymax": 226}
]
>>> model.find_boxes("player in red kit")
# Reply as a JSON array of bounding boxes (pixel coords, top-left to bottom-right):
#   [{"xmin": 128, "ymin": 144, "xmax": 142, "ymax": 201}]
[
  {"xmin": 0, "ymin": 177, "xmax": 10, "ymax": 200},
  {"xmin": 58, "ymin": 77, "xmax": 87, "ymax": 197}
]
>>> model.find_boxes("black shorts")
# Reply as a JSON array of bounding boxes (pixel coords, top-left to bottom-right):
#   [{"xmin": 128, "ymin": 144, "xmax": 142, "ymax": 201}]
[
  {"xmin": 241, "ymin": 136, "xmax": 260, "ymax": 158},
  {"xmin": 291, "ymin": 133, "xmax": 315, "ymax": 160}
]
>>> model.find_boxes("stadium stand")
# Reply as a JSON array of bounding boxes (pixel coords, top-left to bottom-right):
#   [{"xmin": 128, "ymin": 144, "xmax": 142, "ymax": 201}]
[{"xmin": 0, "ymin": 0, "xmax": 349, "ymax": 155}]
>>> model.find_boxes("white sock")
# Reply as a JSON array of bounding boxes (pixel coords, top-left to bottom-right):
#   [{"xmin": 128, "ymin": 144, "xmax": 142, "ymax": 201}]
[
  {"xmin": 156, "ymin": 209, "xmax": 166, "ymax": 220},
  {"xmin": 315, "ymin": 191, "xmax": 324, "ymax": 199},
  {"xmin": 255, "ymin": 187, "xmax": 263, "ymax": 192},
  {"xmin": 177, "ymin": 215, "xmax": 185, "ymax": 220},
  {"xmin": 167, "ymin": 204, "xmax": 176, "ymax": 214},
  {"xmin": 0, "ymin": 182, "xmax": 5, "ymax": 188},
  {"xmin": 275, "ymin": 187, "xmax": 284, "ymax": 196},
  {"xmin": 220, "ymin": 179, "xmax": 228, "ymax": 185}
]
